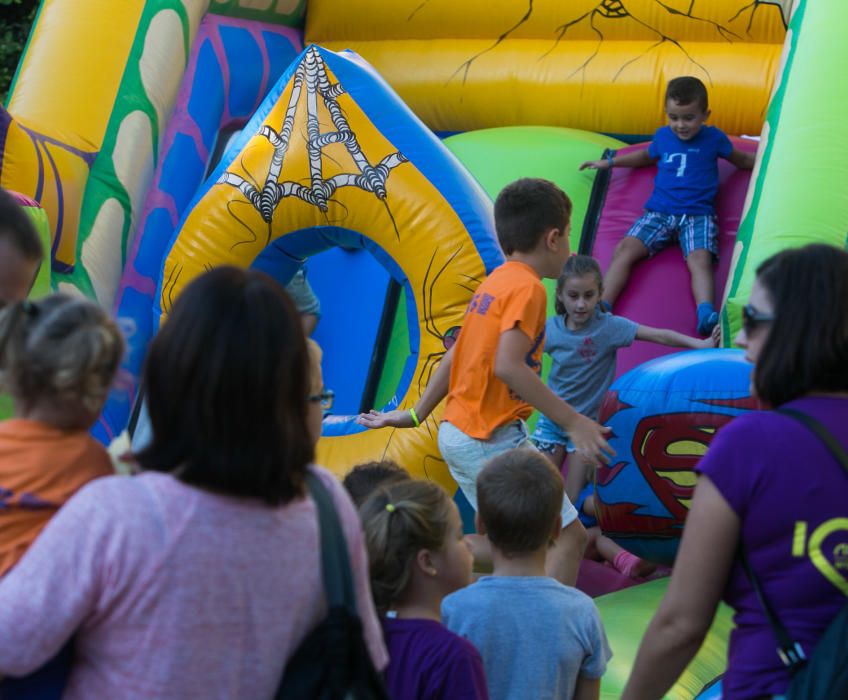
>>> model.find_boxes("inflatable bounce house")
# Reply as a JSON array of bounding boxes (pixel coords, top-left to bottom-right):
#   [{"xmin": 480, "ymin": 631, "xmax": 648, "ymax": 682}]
[{"xmin": 2, "ymin": 0, "xmax": 847, "ymax": 696}]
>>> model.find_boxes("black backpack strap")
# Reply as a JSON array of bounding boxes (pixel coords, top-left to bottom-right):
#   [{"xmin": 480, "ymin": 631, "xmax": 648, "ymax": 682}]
[
  {"xmin": 740, "ymin": 406, "xmax": 848, "ymax": 674},
  {"xmin": 739, "ymin": 548, "xmax": 807, "ymax": 671},
  {"xmin": 305, "ymin": 471, "xmax": 357, "ymax": 613},
  {"xmin": 776, "ymin": 408, "xmax": 848, "ymax": 474}
]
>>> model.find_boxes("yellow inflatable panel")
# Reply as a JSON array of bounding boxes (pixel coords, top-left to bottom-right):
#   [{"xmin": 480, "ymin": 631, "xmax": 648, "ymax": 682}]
[
  {"xmin": 0, "ymin": 116, "xmax": 96, "ymax": 271},
  {"xmin": 307, "ymin": 0, "xmax": 788, "ymax": 134},
  {"xmin": 157, "ymin": 46, "xmax": 501, "ymax": 486},
  {"xmin": 7, "ymin": 0, "xmax": 146, "ymax": 145},
  {"xmin": 318, "ymin": 39, "xmax": 779, "ymax": 135},
  {"xmin": 308, "ymin": 0, "xmax": 787, "ymax": 43}
]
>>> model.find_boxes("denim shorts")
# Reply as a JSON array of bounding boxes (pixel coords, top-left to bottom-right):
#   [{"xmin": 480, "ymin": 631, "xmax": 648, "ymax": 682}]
[
  {"xmin": 438, "ymin": 420, "xmax": 578, "ymax": 527},
  {"xmin": 627, "ymin": 211, "xmax": 718, "ymax": 258},
  {"xmin": 531, "ymin": 414, "xmax": 575, "ymax": 454}
]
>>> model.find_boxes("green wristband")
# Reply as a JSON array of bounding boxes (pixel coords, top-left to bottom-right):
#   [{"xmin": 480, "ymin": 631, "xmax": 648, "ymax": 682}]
[{"xmin": 409, "ymin": 408, "xmax": 421, "ymax": 427}]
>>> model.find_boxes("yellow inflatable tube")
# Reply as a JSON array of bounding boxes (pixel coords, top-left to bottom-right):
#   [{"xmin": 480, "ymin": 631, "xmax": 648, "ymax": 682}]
[
  {"xmin": 155, "ymin": 46, "xmax": 501, "ymax": 487},
  {"xmin": 1, "ymin": 0, "xmax": 146, "ymax": 274}
]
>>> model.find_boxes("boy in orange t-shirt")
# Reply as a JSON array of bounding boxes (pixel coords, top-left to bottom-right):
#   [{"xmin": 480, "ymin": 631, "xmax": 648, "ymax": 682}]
[{"xmin": 359, "ymin": 178, "xmax": 612, "ymax": 585}]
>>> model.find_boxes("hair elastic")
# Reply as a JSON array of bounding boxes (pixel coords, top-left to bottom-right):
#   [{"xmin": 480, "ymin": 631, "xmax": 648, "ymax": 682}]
[
  {"xmin": 606, "ymin": 152, "xmax": 615, "ymax": 168},
  {"xmin": 385, "ymin": 503, "xmax": 396, "ymax": 513},
  {"xmin": 408, "ymin": 407, "xmax": 421, "ymax": 427}
]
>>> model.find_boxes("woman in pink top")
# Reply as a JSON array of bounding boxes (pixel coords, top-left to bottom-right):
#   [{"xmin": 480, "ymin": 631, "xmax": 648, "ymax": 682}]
[{"xmin": 0, "ymin": 267, "xmax": 388, "ymax": 699}]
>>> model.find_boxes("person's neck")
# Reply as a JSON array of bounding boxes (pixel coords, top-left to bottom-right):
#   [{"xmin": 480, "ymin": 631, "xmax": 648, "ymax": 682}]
[
  {"xmin": 391, "ymin": 599, "xmax": 442, "ymax": 622},
  {"xmin": 491, "ymin": 547, "xmax": 548, "ymax": 577},
  {"xmin": 505, "ymin": 252, "xmax": 548, "ymax": 279},
  {"xmin": 17, "ymin": 400, "xmax": 95, "ymax": 431}
]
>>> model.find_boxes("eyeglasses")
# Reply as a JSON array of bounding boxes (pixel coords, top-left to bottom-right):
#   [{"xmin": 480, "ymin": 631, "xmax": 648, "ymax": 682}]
[
  {"xmin": 742, "ymin": 304, "xmax": 775, "ymax": 335},
  {"xmin": 308, "ymin": 389, "xmax": 334, "ymax": 411}
]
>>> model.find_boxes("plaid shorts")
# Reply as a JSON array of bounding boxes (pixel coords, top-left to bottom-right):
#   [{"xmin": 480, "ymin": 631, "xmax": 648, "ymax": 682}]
[{"xmin": 626, "ymin": 211, "xmax": 719, "ymax": 258}]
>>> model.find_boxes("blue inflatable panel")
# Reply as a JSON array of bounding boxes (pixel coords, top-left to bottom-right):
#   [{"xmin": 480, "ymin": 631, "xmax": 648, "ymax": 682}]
[{"xmin": 309, "ymin": 247, "xmax": 391, "ymax": 415}]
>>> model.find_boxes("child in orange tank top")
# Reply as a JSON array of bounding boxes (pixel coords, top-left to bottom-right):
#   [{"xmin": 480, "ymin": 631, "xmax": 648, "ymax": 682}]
[{"xmin": 0, "ymin": 295, "xmax": 123, "ymax": 576}]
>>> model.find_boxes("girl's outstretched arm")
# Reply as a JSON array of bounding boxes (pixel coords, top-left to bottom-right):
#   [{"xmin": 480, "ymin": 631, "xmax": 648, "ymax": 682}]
[
  {"xmin": 357, "ymin": 344, "xmax": 455, "ymax": 429},
  {"xmin": 635, "ymin": 325, "xmax": 717, "ymax": 349},
  {"xmin": 621, "ymin": 476, "xmax": 739, "ymax": 699}
]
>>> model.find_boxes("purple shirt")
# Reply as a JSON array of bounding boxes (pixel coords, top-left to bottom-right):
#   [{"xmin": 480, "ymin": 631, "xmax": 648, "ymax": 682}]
[
  {"xmin": 697, "ymin": 396, "xmax": 848, "ymax": 699},
  {"xmin": 382, "ymin": 617, "xmax": 489, "ymax": 700}
]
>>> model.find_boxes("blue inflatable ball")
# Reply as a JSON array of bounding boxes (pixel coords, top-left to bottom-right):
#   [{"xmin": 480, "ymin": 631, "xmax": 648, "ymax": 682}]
[{"xmin": 595, "ymin": 349, "xmax": 763, "ymax": 564}]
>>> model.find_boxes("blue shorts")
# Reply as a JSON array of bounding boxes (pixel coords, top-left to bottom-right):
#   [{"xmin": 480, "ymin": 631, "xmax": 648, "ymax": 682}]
[
  {"xmin": 438, "ymin": 420, "xmax": 578, "ymax": 527},
  {"xmin": 627, "ymin": 211, "xmax": 718, "ymax": 258},
  {"xmin": 530, "ymin": 414, "xmax": 575, "ymax": 454}
]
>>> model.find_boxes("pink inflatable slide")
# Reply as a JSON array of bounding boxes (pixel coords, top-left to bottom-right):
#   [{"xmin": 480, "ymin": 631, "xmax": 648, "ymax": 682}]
[{"xmin": 588, "ymin": 138, "xmax": 758, "ymax": 378}]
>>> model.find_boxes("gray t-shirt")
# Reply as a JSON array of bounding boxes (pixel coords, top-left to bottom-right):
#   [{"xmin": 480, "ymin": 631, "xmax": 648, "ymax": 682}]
[
  {"xmin": 545, "ymin": 311, "xmax": 637, "ymax": 419},
  {"xmin": 285, "ymin": 268, "xmax": 321, "ymax": 318},
  {"xmin": 442, "ymin": 576, "xmax": 611, "ymax": 700}
]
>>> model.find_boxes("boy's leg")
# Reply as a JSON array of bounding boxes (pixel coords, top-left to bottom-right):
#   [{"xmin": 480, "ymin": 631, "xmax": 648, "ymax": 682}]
[
  {"xmin": 680, "ymin": 215, "xmax": 720, "ymax": 335},
  {"xmin": 686, "ymin": 249, "xmax": 714, "ymax": 310},
  {"xmin": 546, "ymin": 518, "xmax": 588, "ymax": 587},
  {"xmin": 603, "ymin": 213, "xmax": 670, "ymax": 306},
  {"xmin": 564, "ymin": 450, "xmax": 592, "ymax": 505},
  {"xmin": 602, "ymin": 238, "xmax": 648, "ymax": 307}
]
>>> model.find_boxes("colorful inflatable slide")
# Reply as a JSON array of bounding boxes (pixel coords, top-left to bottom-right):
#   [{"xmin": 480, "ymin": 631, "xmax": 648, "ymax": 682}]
[{"xmin": 2, "ymin": 0, "xmax": 847, "ymax": 697}]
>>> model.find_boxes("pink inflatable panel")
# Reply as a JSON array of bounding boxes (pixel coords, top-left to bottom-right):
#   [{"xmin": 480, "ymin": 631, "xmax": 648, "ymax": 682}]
[{"xmin": 591, "ymin": 138, "xmax": 757, "ymax": 378}]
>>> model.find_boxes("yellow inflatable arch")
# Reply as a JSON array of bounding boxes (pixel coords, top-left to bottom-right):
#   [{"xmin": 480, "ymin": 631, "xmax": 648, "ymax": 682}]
[{"xmin": 156, "ymin": 46, "xmax": 503, "ymax": 487}]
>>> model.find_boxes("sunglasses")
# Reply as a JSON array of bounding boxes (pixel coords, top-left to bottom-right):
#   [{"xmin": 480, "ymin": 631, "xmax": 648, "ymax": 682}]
[
  {"xmin": 742, "ymin": 304, "xmax": 775, "ymax": 335},
  {"xmin": 308, "ymin": 389, "xmax": 334, "ymax": 411}
]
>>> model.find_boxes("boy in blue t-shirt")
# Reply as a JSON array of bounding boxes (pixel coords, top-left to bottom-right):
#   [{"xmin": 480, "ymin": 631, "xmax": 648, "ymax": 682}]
[
  {"xmin": 442, "ymin": 448, "xmax": 611, "ymax": 700},
  {"xmin": 580, "ymin": 76, "xmax": 755, "ymax": 336}
]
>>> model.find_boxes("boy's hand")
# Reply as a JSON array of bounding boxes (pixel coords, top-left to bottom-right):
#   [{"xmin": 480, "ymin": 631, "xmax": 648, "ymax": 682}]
[
  {"xmin": 579, "ymin": 159, "xmax": 609, "ymax": 171},
  {"xmin": 566, "ymin": 413, "xmax": 614, "ymax": 465},
  {"xmin": 356, "ymin": 408, "xmax": 416, "ymax": 430}
]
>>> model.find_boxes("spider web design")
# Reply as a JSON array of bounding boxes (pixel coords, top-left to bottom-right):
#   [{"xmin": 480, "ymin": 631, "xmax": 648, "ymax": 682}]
[{"xmin": 217, "ymin": 46, "xmax": 410, "ymax": 244}]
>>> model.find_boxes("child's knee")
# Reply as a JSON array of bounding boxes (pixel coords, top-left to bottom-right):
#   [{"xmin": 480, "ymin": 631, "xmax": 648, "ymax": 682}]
[
  {"xmin": 615, "ymin": 236, "xmax": 649, "ymax": 261},
  {"xmin": 685, "ymin": 248, "xmax": 713, "ymax": 269}
]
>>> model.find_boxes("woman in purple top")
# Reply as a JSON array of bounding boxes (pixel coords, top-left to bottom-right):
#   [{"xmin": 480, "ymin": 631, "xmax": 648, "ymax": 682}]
[
  {"xmin": 622, "ymin": 244, "xmax": 848, "ymax": 699},
  {"xmin": 361, "ymin": 479, "xmax": 489, "ymax": 700}
]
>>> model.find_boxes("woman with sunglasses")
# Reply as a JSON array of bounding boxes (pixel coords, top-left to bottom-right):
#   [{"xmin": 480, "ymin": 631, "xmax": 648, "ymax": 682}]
[
  {"xmin": 0, "ymin": 267, "xmax": 387, "ymax": 699},
  {"xmin": 622, "ymin": 244, "xmax": 848, "ymax": 699}
]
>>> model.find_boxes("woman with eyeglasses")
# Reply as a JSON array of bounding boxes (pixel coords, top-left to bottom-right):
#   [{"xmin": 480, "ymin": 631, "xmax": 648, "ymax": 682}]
[
  {"xmin": 622, "ymin": 244, "xmax": 848, "ymax": 700},
  {"xmin": 0, "ymin": 267, "xmax": 387, "ymax": 699}
]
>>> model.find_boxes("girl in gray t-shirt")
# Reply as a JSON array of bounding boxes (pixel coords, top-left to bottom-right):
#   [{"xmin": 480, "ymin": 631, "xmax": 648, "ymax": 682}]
[{"xmin": 531, "ymin": 255, "xmax": 714, "ymax": 577}]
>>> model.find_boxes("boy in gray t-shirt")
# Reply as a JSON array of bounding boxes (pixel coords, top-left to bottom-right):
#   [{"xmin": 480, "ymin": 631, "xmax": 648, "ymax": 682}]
[{"xmin": 442, "ymin": 449, "xmax": 611, "ymax": 700}]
